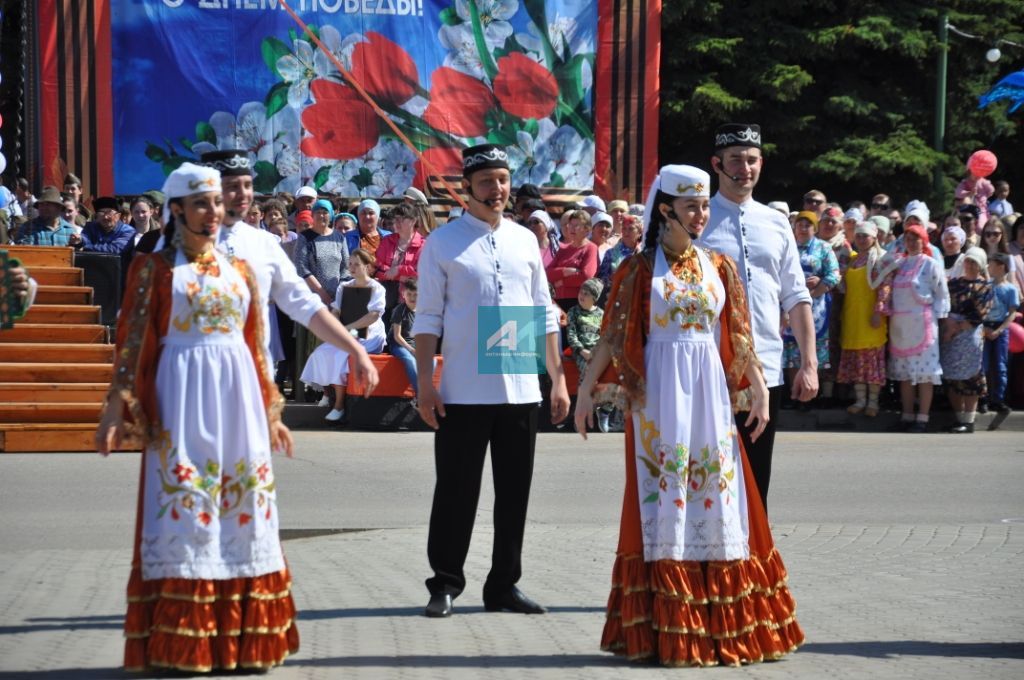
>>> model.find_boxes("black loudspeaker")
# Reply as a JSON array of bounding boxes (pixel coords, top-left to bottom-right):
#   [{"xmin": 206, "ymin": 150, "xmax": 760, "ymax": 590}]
[
  {"xmin": 74, "ymin": 252, "xmax": 123, "ymax": 326},
  {"xmin": 345, "ymin": 396, "xmax": 431, "ymax": 431}
]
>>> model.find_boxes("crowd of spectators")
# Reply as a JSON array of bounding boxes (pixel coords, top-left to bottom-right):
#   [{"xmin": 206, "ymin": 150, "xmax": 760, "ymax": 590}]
[{"xmin": 2, "ymin": 170, "xmax": 1021, "ymax": 432}]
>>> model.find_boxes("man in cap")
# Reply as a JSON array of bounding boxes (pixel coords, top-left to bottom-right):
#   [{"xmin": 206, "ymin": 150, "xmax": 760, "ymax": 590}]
[
  {"xmin": 15, "ymin": 186, "xmax": 79, "ymax": 246},
  {"xmin": 79, "ymin": 196, "xmax": 136, "ymax": 255},
  {"xmin": 580, "ymin": 193, "xmax": 606, "ymax": 216},
  {"xmin": 414, "ymin": 144, "xmax": 570, "ymax": 619},
  {"xmin": 62, "ymin": 173, "xmax": 91, "ymax": 226},
  {"xmin": 289, "ymin": 186, "xmax": 318, "ymax": 230},
  {"xmin": 698, "ymin": 123, "xmax": 815, "ymax": 509},
  {"xmin": 198, "ymin": 149, "xmax": 378, "ymax": 391}
]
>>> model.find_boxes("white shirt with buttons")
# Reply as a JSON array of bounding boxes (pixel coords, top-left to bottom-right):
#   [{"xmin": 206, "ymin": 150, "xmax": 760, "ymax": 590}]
[
  {"xmin": 412, "ymin": 212, "xmax": 559, "ymax": 405},
  {"xmin": 698, "ymin": 193, "xmax": 812, "ymax": 388}
]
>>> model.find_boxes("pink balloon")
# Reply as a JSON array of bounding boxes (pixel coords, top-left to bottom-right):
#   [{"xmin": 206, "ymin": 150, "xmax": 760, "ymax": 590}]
[
  {"xmin": 967, "ymin": 150, "xmax": 997, "ymax": 178},
  {"xmin": 1009, "ymin": 321, "xmax": 1024, "ymax": 354}
]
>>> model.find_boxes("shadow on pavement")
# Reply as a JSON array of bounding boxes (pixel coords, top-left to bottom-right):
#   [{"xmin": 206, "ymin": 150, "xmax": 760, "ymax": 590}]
[
  {"xmin": 801, "ymin": 640, "xmax": 1024, "ymax": 659},
  {"xmin": 295, "ymin": 654, "xmax": 617, "ymax": 668},
  {"xmin": 299, "ymin": 605, "xmax": 605, "ymax": 619},
  {"xmin": 0, "ymin": 615, "xmax": 122, "ymax": 635}
]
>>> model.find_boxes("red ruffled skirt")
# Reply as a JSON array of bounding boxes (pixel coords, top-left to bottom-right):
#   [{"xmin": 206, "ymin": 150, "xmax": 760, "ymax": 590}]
[
  {"xmin": 600, "ymin": 419, "xmax": 804, "ymax": 667},
  {"xmin": 122, "ymin": 455, "xmax": 299, "ymax": 673}
]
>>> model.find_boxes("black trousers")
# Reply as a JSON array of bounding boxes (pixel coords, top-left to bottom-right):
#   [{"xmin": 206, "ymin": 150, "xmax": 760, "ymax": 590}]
[
  {"xmin": 425, "ymin": 403, "xmax": 539, "ymax": 598},
  {"xmin": 734, "ymin": 384, "xmax": 783, "ymax": 512}
]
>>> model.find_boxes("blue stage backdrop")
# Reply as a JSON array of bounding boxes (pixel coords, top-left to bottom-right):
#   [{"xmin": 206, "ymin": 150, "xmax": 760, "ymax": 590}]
[{"xmin": 110, "ymin": 0, "xmax": 598, "ymax": 196}]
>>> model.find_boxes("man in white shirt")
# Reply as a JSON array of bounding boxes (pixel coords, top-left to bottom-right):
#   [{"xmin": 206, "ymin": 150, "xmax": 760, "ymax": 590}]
[
  {"xmin": 414, "ymin": 144, "xmax": 570, "ymax": 618},
  {"xmin": 698, "ymin": 124, "xmax": 816, "ymax": 509},
  {"xmin": 199, "ymin": 150, "xmax": 378, "ymax": 391}
]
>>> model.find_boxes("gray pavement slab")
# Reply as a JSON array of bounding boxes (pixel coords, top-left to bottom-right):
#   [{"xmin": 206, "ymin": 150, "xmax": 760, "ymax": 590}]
[{"xmin": 1, "ymin": 431, "xmax": 1023, "ymax": 679}]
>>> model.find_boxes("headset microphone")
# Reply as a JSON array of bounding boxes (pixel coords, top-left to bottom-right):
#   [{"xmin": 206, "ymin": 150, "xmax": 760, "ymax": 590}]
[
  {"xmin": 225, "ymin": 209, "xmax": 238, "ymax": 219},
  {"xmin": 666, "ymin": 210, "xmax": 700, "ymax": 239},
  {"xmin": 468, "ymin": 187, "xmax": 504, "ymax": 209}
]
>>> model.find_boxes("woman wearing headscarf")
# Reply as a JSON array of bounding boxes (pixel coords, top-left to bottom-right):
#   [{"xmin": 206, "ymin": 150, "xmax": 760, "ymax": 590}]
[
  {"xmin": 940, "ymin": 224, "xmax": 967, "ymax": 280},
  {"xmin": 95, "ymin": 163, "xmax": 299, "ymax": 672},
  {"xmin": 837, "ymin": 221, "xmax": 892, "ymax": 417},
  {"xmin": 941, "ymin": 247, "xmax": 994, "ymax": 433},
  {"xmin": 526, "ymin": 209, "xmax": 559, "ymax": 266},
  {"xmin": 876, "ymin": 223, "xmax": 950, "ymax": 432},
  {"xmin": 781, "ymin": 211, "xmax": 840, "ymax": 404},
  {"xmin": 816, "ymin": 205, "xmax": 853, "ymax": 405},
  {"xmin": 573, "ymin": 165, "xmax": 803, "ymax": 667}
]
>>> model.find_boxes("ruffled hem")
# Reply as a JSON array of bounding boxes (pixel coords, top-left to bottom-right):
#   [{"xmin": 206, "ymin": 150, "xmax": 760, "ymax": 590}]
[
  {"xmin": 124, "ymin": 566, "xmax": 299, "ymax": 673},
  {"xmin": 600, "ymin": 551, "xmax": 804, "ymax": 667}
]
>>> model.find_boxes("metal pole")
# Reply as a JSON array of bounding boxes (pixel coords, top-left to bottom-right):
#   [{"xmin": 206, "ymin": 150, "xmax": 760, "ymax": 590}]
[{"xmin": 934, "ymin": 13, "xmax": 949, "ymax": 200}]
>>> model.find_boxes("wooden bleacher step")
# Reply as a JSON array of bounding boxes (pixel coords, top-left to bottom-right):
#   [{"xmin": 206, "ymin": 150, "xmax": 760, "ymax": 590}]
[
  {"xmin": 3, "ymin": 245, "xmax": 74, "ymax": 268},
  {"xmin": 0, "ymin": 402, "xmax": 101, "ymax": 424},
  {"xmin": 0, "ymin": 383, "xmax": 108, "ymax": 402},
  {"xmin": 0, "ymin": 324, "xmax": 107, "ymax": 344},
  {"xmin": 22, "ymin": 304, "xmax": 102, "ymax": 324},
  {"xmin": 31, "ymin": 267, "xmax": 84, "ymax": 286},
  {"xmin": 0, "ymin": 363, "xmax": 113, "ymax": 383},
  {"xmin": 35, "ymin": 285, "xmax": 94, "ymax": 305},
  {"xmin": 0, "ymin": 424, "xmax": 138, "ymax": 453},
  {"xmin": 0, "ymin": 343, "xmax": 114, "ymax": 363}
]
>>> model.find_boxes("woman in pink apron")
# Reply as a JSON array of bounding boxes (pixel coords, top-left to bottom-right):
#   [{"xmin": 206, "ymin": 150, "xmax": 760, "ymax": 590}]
[{"xmin": 877, "ymin": 223, "xmax": 950, "ymax": 432}]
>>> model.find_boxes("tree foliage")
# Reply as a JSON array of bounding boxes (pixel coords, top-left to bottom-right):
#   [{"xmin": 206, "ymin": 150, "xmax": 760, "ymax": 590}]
[{"xmin": 660, "ymin": 1, "xmax": 1024, "ymax": 213}]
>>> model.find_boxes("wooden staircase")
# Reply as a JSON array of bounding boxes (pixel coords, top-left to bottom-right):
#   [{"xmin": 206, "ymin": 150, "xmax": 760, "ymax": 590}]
[{"xmin": 0, "ymin": 245, "xmax": 128, "ymax": 452}]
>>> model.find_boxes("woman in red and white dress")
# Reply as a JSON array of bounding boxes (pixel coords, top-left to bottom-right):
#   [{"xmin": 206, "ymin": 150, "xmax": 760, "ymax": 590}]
[
  {"xmin": 575, "ymin": 165, "xmax": 804, "ymax": 667},
  {"xmin": 96, "ymin": 163, "xmax": 299, "ymax": 673}
]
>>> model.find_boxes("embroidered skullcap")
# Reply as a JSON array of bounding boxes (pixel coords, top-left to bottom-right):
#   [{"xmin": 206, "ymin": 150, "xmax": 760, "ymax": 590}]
[
  {"xmin": 608, "ymin": 199, "xmax": 629, "ymax": 213},
  {"xmin": 295, "ymin": 186, "xmax": 318, "ymax": 200},
  {"xmin": 358, "ymin": 198, "xmax": 380, "ymax": 215},
  {"xmin": 714, "ymin": 123, "xmax": 762, "ymax": 150},
  {"xmin": 200, "ymin": 149, "xmax": 252, "ymax": 177},
  {"xmin": 580, "ymin": 277, "xmax": 604, "ymax": 300},
  {"xmin": 795, "ymin": 211, "xmax": 819, "ymax": 228},
  {"xmin": 963, "ymin": 246, "xmax": 988, "ymax": 270},
  {"xmin": 642, "ymin": 164, "xmax": 711, "ymax": 241},
  {"xmin": 581, "ymin": 195, "xmax": 606, "ymax": 212},
  {"xmin": 854, "ymin": 221, "xmax": 878, "ymax": 238},
  {"xmin": 943, "ymin": 225, "xmax": 966, "ymax": 248},
  {"xmin": 843, "ymin": 207, "xmax": 864, "ymax": 222},
  {"xmin": 313, "ymin": 199, "xmax": 335, "ymax": 222},
  {"xmin": 868, "ymin": 215, "xmax": 891, "ymax": 234},
  {"xmin": 160, "ymin": 162, "xmax": 221, "ymax": 223},
  {"xmin": 462, "ymin": 144, "xmax": 509, "ymax": 177}
]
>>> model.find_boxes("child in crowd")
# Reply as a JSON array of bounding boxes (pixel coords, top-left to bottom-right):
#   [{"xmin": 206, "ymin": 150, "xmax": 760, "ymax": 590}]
[
  {"xmin": 567, "ymin": 278, "xmax": 611, "ymax": 432},
  {"xmin": 837, "ymin": 221, "xmax": 891, "ymax": 417},
  {"xmin": 940, "ymin": 247, "xmax": 994, "ymax": 433},
  {"xmin": 982, "ymin": 253, "xmax": 1019, "ymax": 413},
  {"xmin": 389, "ymin": 279, "xmax": 430, "ymax": 406},
  {"xmin": 301, "ymin": 249, "xmax": 387, "ymax": 422}
]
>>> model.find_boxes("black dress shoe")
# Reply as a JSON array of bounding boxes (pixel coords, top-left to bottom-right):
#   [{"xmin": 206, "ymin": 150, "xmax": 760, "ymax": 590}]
[
  {"xmin": 483, "ymin": 586, "xmax": 546, "ymax": 614},
  {"xmin": 424, "ymin": 593, "xmax": 453, "ymax": 618}
]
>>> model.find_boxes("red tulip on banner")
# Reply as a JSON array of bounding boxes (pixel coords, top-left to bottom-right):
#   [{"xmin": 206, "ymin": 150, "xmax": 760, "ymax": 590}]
[
  {"xmin": 413, "ymin": 145, "xmax": 464, "ymax": 191},
  {"xmin": 422, "ymin": 67, "xmax": 497, "ymax": 137},
  {"xmin": 493, "ymin": 53, "xmax": 559, "ymax": 120},
  {"xmin": 349, "ymin": 31, "xmax": 419, "ymax": 106},
  {"xmin": 300, "ymin": 80, "xmax": 379, "ymax": 160}
]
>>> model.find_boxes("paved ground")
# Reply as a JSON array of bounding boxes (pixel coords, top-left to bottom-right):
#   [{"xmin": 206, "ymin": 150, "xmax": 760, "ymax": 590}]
[{"xmin": 1, "ymin": 430, "xmax": 1023, "ymax": 679}]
